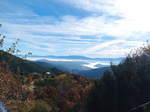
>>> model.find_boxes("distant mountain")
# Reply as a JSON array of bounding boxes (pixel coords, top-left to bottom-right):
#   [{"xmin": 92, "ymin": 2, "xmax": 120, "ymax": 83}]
[
  {"xmin": 0, "ymin": 50, "xmax": 65, "ymax": 74},
  {"xmin": 16, "ymin": 54, "xmax": 124, "ymax": 62},
  {"xmin": 35, "ymin": 60, "xmax": 69, "ymax": 71},
  {"xmin": 34, "ymin": 59, "xmax": 94, "ymax": 74},
  {"xmin": 78, "ymin": 66, "xmax": 111, "ymax": 79},
  {"xmin": 15, "ymin": 54, "xmax": 123, "ymax": 74}
]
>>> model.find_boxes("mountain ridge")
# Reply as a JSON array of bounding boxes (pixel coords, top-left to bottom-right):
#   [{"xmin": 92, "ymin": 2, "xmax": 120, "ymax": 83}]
[
  {"xmin": 16, "ymin": 54, "xmax": 125, "ymax": 61},
  {"xmin": 78, "ymin": 66, "xmax": 111, "ymax": 79},
  {"xmin": 0, "ymin": 50, "xmax": 65, "ymax": 74}
]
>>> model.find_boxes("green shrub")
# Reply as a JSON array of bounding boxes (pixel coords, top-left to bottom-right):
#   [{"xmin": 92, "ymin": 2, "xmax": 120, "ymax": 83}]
[{"xmin": 28, "ymin": 100, "xmax": 52, "ymax": 112}]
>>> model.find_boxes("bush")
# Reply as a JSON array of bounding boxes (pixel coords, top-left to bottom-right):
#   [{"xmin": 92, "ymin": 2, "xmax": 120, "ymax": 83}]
[{"xmin": 28, "ymin": 100, "xmax": 52, "ymax": 112}]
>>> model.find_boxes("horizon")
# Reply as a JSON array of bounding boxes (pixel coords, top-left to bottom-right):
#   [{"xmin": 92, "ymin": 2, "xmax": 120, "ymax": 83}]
[
  {"xmin": 0, "ymin": 0, "xmax": 149, "ymax": 58},
  {"xmin": 16, "ymin": 54, "xmax": 125, "ymax": 59}
]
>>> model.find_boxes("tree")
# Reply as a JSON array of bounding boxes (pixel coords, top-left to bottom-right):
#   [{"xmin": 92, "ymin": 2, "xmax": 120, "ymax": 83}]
[
  {"xmin": 0, "ymin": 24, "xmax": 33, "ymax": 112},
  {"xmin": 85, "ymin": 71, "xmax": 117, "ymax": 112}
]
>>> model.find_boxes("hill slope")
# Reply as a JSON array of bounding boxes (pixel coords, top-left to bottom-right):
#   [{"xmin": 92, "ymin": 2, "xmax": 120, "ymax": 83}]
[
  {"xmin": 34, "ymin": 59, "xmax": 94, "ymax": 74},
  {"xmin": 78, "ymin": 66, "xmax": 111, "ymax": 79},
  {"xmin": 0, "ymin": 50, "xmax": 64, "ymax": 74}
]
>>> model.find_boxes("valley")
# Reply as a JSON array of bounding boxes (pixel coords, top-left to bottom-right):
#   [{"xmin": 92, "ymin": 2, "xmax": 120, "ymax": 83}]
[{"xmin": 23, "ymin": 55, "xmax": 123, "ymax": 78}]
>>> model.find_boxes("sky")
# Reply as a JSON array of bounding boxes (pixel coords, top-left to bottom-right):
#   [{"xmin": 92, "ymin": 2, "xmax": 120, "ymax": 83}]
[{"xmin": 0, "ymin": 0, "xmax": 150, "ymax": 58}]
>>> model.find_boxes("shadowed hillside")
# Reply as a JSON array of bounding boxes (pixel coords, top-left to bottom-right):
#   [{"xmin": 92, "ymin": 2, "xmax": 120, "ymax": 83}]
[
  {"xmin": 0, "ymin": 50, "xmax": 65, "ymax": 75},
  {"xmin": 78, "ymin": 66, "xmax": 111, "ymax": 79}
]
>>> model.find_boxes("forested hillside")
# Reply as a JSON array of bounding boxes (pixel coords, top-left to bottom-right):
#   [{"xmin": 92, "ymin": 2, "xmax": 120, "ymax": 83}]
[
  {"xmin": 0, "ymin": 66, "xmax": 92, "ymax": 112},
  {"xmin": 0, "ymin": 50, "xmax": 65, "ymax": 75},
  {"xmin": 86, "ymin": 42, "xmax": 150, "ymax": 112},
  {"xmin": 0, "ymin": 46, "xmax": 92, "ymax": 112},
  {"xmin": 79, "ymin": 66, "xmax": 111, "ymax": 79}
]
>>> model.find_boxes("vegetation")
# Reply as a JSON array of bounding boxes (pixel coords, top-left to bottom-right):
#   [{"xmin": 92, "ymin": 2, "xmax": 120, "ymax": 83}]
[
  {"xmin": 0, "ymin": 25, "xmax": 92, "ymax": 112},
  {"xmin": 1, "ymin": 24, "xmax": 150, "ymax": 112},
  {"xmin": 86, "ymin": 41, "xmax": 150, "ymax": 112},
  {"xmin": 28, "ymin": 100, "xmax": 52, "ymax": 112},
  {"xmin": 34, "ymin": 73, "xmax": 92, "ymax": 112},
  {"xmin": 0, "ymin": 50, "xmax": 65, "ymax": 74}
]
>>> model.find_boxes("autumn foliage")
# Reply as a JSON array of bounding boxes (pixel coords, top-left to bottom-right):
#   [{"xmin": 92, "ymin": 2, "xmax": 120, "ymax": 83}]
[{"xmin": 34, "ymin": 73, "xmax": 92, "ymax": 112}]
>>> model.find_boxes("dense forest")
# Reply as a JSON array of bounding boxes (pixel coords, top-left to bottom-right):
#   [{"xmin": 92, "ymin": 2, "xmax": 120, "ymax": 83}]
[
  {"xmin": 86, "ymin": 41, "xmax": 150, "ymax": 112},
  {"xmin": 1, "ymin": 24, "xmax": 150, "ymax": 112}
]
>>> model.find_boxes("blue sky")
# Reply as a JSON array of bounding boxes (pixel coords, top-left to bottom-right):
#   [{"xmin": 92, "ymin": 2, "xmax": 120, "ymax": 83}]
[{"xmin": 0, "ymin": 0, "xmax": 150, "ymax": 58}]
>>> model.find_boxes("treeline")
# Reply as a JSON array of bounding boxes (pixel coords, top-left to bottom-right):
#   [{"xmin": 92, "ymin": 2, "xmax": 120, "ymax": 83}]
[{"xmin": 86, "ymin": 42, "xmax": 150, "ymax": 112}]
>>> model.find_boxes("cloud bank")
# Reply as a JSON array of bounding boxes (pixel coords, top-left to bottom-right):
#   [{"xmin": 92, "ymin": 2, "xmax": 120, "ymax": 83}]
[{"xmin": 0, "ymin": 0, "xmax": 149, "ymax": 58}]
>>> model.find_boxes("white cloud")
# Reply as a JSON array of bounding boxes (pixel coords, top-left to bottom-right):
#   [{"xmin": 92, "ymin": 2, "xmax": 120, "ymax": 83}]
[
  {"xmin": 0, "ymin": 15, "xmax": 128, "ymax": 37},
  {"xmin": 55, "ymin": 0, "xmax": 117, "ymax": 15},
  {"xmin": 55, "ymin": 0, "xmax": 150, "ymax": 36},
  {"xmin": 1, "ymin": 0, "xmax": 150, "ymax": 57},
  {"xmin": 1, "ymin": 13, "xmax": 148, "ymax": 57},
  {"xmin": 81, "ymin": 40, "xmax": 145, "ymax": 58},
  {"xmin": 57, "ymin": 0, "xmax": 150, "ymax": 18},
  {"xmin": 82, "ymin": 62, "xmax": 109, "ymax": 69}
]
